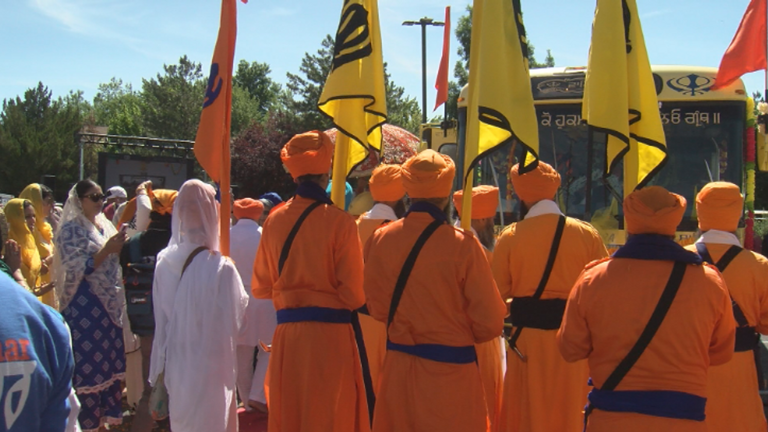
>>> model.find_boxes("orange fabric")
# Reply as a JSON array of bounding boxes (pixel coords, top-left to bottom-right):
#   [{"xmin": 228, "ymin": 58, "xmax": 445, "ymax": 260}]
[
  {"xmin": 475, "ymin": 246, "xmax": 503, "ymax": 432},
  {"xmin": 695, "ymin": 182, "xmax": 743, "ymax": 232},
  {"xmin": 557, "ymin": 258, "xmax": 736, "ymax": 432},
  {"xmin": 233, "ymin": 198, "xmax": 264, "ymax": 221},
  {"xmin": 151, "ymin": 189, "xmax": 177, "ymax": 215},
  {"xmin": 686, "ymin": 243, "xmax": 768, "ymax": 432},
  {"xmin": 356, "ymin": 217, "xmax": 391, "ymax": 394},
  {"xmin": 363, "ymin": 212, "xmax": 506, "ymax": 432},
  {"xmin": 117, "ymin": 197, "xmax": 138, "ymax": 229},
  {"xmin": 280, "ymin": 131, "xmax": 334, "ymax": 179},
  {"xmin": 369, "ymin": 164, "xmax": 405, "ymax": 202},
  {"xmin": 492, "ymin": 215, "xmax": 608, "ymax": 432},
  {"xmin": 454, "ymin": 185, "xmax": 499, "ymax": 220},
  {"xmin": 252, "ymin": 196, "xmax": 368, "ymax": 432},
  {"xmin": 509, "ymin": 161, "xmax": 560, "ymax": 203},
  {"xmin": 624, "ymin": 186, "xmax": 686, "ymax": 237},
  {"xmin": 712, "ymin": 0, "xmax": 767, "ymax": 90},
  {"xmin": 401, "ymin": 149, "xmax": 455, "ymax": 199}
]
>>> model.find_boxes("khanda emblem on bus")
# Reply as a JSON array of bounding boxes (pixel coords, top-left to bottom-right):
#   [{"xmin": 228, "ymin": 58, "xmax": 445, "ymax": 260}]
[
  {"xmin": 667, "ymin": 74, "xmax": 714, "ymax": 97},
  {"xmin": 202, "ymin": 63, "xmax": 223, "ymax": 109},
  {"xmin": 513, "ymin": 0, "xmax": 530, "ymax": 69},
  {"xmin": 622, "ymin": 0, "xmax": 632, "ymax": 54},
  {"xmin": 330, "ymin": 0, "xmax": 372, "ymax": 72}
]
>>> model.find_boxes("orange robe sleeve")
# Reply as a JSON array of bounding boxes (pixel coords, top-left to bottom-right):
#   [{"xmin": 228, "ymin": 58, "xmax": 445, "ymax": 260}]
[
  {"xmin": 334, "ymin": 216, "xmax": 366, "ymax": 310},
  {"xmin": 755, "ymin": 255, "xmax": 768, "ymax": 335},
  {"xmin": 464, "ymin": 237, "xmax": 506, "ymax": 343},
  {"xmin": 557, "ymin": 269, "xmax": 593, "ymax": 362},
  {"xmin": 252, "ymin": 217, "xmax": 277, "ymax": 300},
  {"xmin": 708, "ymin": 268, "xmax": 736, "ymax": 366},
  {"xmin": 491, "ymin": 225, "xmax": 516, "ymax": 301}
]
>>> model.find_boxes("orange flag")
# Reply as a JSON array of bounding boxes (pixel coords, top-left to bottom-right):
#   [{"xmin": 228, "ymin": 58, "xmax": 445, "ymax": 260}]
[
  {"xmin": 434, "ymin": 6, "xmax": 451, "ymax": 111},
  {"xmin": 712, "ymin": 0, "xmax": 766, "ymax": 90},
  {"xmin": 193, "ymin": 0, "xmax": 242, "ymax": 256}
]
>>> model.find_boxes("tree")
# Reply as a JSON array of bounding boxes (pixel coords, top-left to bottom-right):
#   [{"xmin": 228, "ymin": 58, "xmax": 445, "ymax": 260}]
[
  {"xmin": 230, "ymin": 84, "xmax": 262, "ymax": 138},
  {"xmin": 233, "ymin": 60, "xmax": 282, "ymax": 115},
  {"xmin": 140, "ymin": 55, "xmax": 205, "ymax": 140},
  {"xmin": 453, "ymin": 5, "xmax": 555, "ymax": 88},
  {"xmin": 231, "ymin": 111, "xmax": 301, "ymax": 199},
  {"xmin": 0, "ymin": 83, "xmax": 87, "ymax": 199},
  {"xmin": 284, "ymin": 34, "xmax": 424, "ymax": 133},
  {"xmin": 93, "ymin": 78, "xmax": 145, "ymax": 136}
]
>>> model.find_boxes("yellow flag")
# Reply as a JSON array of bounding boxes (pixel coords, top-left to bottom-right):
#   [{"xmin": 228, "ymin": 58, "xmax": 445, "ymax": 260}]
[
  {"xmin": 582, "ymin": 0, "xmax": 666, "ymax": 199},
  {"xmin": 463, "ymin": 0, "xmax": 539, "ymax": 229},
  {"xmin": 319, "ymin": 0, "xmax": 387, "ymax": 208}
]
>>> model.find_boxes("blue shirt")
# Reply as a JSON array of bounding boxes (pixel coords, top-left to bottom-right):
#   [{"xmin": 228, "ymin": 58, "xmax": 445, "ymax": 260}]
[
  {"xmin": 0, "ymin": 272, "xmax": 74, "ymax": 432},
  {"xmin": 325, "ymin": 180, "xmax": 354, "ymax": 211}
]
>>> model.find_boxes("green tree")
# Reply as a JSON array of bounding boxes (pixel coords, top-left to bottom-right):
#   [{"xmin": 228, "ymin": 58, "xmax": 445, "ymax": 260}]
[
  {"xmin": 385, "ymin": 70, "xmax": 421, "ymax": 134},
  {"xmin": 0, "ymin": 83, "xmax": 86, "ymax": 198},
  {"xmin": 233, "ymin": 60, "xmax": 282, "ymax": 115},
  {"xmin": 230, "ymin": 84, "xmax": 262, "ymax": 137},
  {"xmin": 93, "ymin": 78, "xmax": 145, "ymax": 136},
  {"xmin": 140, "ymin": 55, "xmax": 205, "ymax": 140},
  {"xmin": 453, "ymin": 5, "xmax": 555, "ymax": 87}
]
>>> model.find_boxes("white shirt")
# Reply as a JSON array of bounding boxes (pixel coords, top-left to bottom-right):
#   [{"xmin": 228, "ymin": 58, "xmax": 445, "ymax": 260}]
[
  {"xmin": 362, "ymin": 203, "xmax": 398, "ymax": 221},
  {"xmin": 696, "ymin": 229, "xmax": 742, "ymax": 247},
  {"xmin": 230, "ymin": 219, "xmax": 262, "ymax": 290},
  {"xmin": 524, "ymin": 200, "xmax": 564, "ymax": 220}
]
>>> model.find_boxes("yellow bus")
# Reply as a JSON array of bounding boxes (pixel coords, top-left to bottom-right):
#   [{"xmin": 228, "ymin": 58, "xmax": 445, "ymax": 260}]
[
  {"xmin": 453, "ymin": 66, "xmax": 749, "ymax": 248},
  {"xmin": 419, "ymin": 121, "xmax": 458, "ymax": 153}
]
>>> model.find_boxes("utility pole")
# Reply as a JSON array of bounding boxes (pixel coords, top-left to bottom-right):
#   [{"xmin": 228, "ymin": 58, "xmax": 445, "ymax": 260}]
[{"xmin": 402, "ymin": 17, "xmax": 444, "ymax": 124}]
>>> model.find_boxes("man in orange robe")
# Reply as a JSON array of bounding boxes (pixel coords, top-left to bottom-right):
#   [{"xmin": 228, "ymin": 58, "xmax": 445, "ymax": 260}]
[
  {"xmin": 687, "ymin": 182, "xmax": 768, "ymax": 432},
  {"xmin": 453, "ymin": 185, "xmax": 505, "ymax": 431},
  {"xmin": 493, "ymin": 162, "xmax": 607, "ymax": 432},
  {"xmin": 356, "ymin": 164, "xmax": 406, "ymax": 392},
  {"xmin": 364, "ymin": 150, "xmax": 506, "ymax": 432},
  {"xmin": 557, "ymin": 186, "xmax": 736, "ymax": 432},
  {"xmin": 252, "ymin": 130, "xmax": 371, "ymax": 432}
]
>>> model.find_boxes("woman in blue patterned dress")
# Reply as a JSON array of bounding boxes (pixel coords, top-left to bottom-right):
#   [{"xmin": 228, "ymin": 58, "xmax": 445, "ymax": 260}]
[{"xmin": 54, "ymin": 179, "xmax": 128, "ymax": 432}]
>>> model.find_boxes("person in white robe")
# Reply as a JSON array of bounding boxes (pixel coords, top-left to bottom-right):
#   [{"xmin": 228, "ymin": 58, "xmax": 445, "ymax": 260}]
[
  {"xmin": 230, "ymin": 198, "xmax": 276, "ymax": 413},
  {"xmin": 149, "ymin": 179, "xmax": 248, "ymax": 432}
]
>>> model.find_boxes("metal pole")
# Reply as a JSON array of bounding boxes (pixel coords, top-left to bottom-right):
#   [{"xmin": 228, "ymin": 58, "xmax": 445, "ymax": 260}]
[
  {"xmin": 421, "ymin": 20, "xmax": 428, "ymax": 124},
  {"xmin": 79, "ymin": 140, "xmax": 84, "ymax": 180}
]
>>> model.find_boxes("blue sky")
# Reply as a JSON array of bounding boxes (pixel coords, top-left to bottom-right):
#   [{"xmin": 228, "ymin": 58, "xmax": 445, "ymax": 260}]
[{"xmin": 1, "ymin": 0, "xmax": 764, "ymax": 115}]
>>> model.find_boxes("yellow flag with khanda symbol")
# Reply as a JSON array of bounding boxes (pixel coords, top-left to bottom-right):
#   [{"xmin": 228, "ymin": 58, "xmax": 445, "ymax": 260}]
[
  {"xmin": 582, "ymin": 0, "xmax": 667, "ymax": 200},
  {"xmin": 462, "ymin": 0, "xmax": 539, "ymax": 230},
  {"xmin": 319, "ymin": 0, "xmax": 387, "ymax": 209}
]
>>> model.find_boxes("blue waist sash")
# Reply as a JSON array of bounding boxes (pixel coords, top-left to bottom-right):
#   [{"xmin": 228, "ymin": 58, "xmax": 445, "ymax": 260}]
[
  {"xmin": 276, "ymin": 307, "xmax": 352, "ymax": 324},
  {"xmin": 386, "ymin": 341, "xmax": 477, "ymax": 364},
  {"xmin": 588, "ymin": 388, "xmax": 706, "ymax": 421}
]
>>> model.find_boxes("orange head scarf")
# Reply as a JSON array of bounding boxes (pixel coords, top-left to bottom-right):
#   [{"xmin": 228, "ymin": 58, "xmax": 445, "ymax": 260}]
[
  {"xmin": 402, "ymin": 150, "xmax": 456, "ymax": 199},
  {"xmin": 696, "ymin": 182, "xmax": 743, "ymax": 232},
  {"xmin": 151, "ymin": 189, "xmax": 178, "ymax": 215},
  {"xmin": 510, "ymin": 161, "xmax": 561, "ymax": 203},
  {"xmin": 280, "ymin": 131, "xmax": 334, "ymax": 179},
  {"xmin": 624, "ymin": 186, "xmax": 686, "ymax": 237},
  {"xmin": 369, "ymin": 164, "xmax": 405, "ymax": 202},
  {"xmin": 453, "ymin": 185, "xmax": 499, "ymax": 220},
  {"xmin": 4, "ymin": 199, "xmax": 41, "ymax": 288},
  {"xmin": 233, "ymin": 198, "xmax": 264, "ymax": 221}
]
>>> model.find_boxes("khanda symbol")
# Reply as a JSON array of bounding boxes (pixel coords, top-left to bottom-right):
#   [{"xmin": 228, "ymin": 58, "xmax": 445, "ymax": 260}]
[
  {"xmin": 622, "ymin": 0, "xmax": 633, "ymax": 54},
  {"xmin": 513, "ymin": 0, "xmax": 530, "ymax": 69},
  {"xmin": 331, "ymin": 0, "xmax": 373, "ymax": 72},
  {"xmin": 203, "ymin": 63, "xmax": 223, "ymax": 108}
]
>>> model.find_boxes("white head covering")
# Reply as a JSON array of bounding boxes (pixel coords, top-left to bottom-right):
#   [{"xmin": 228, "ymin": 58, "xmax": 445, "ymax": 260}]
[
  {"xmin": 107, "ymin": 186, "xmax": 127, "ymax": 199},
  {"xmin": 53, "ymin": 184, "xmax": 124, "ymax": 325},
  {"xmin": 156, "ymin": 180, "xmax": 220, "ymax": 278}
]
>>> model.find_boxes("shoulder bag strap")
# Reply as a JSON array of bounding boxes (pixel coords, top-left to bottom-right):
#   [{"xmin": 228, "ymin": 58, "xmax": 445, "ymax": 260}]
[
  {"xmin": 601, "ymin": 261, "xmax": 687, "ymax": 390},
  {"xmin": 386, "ymin": 219, "xmax": 444, "ymax": 331},
  {"xmin": 696, "ymin": 243, "xmax": 748, "ymax": 326},
  {"xmin": 278, "ymin": 201, "xmax": 324, "ymax": 276},
  {"xmin": 181, "ymin": 246, "xmax": 208, "ymax": 279},
  {"xmin": 508, "ymin": 215, "xmax": 567, "ymax": 348}
]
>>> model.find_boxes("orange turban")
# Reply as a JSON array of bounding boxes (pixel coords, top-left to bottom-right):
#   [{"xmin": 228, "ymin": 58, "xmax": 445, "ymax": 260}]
[
  {"xmin": 453, "ymin": 185, "xmax": 499, "ymax": 220},
  {"xmin": 280, "ymin": 131, "xmax": 333, "ymax": 179},
  {"xmin": 233, "ymin": 198, "xmax": 264, "ymax": 221},
  {"xmin": 510, "ymin": 161, "xmax": 561, "ymax": 203},
  {"xmin": 624, "ymin": 186, "xmax": 686, "ymax": 237},
  {"xmin": 151, "ymin": 189, "xmax": 177, "ymax": 215},
  {"xmin": 402, "ymin": 150, "xmax": 456, "ymax": 199},
  {"xmin": 369, "ymin": 164, "xmax": 405, "ymax": 202},
  {"xmin": 696, "ymin": 182, "xmax": 743, "ymax": 232}
]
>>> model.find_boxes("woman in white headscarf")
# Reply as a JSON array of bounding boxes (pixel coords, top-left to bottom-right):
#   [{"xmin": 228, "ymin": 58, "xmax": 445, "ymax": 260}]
[
  {"xmin": 53, "ymin": 179, "xmax": 128, "ymax": 432},
  {"xmin": 150, "ymin": 179, "xmax": 248, "ymax": 432}
]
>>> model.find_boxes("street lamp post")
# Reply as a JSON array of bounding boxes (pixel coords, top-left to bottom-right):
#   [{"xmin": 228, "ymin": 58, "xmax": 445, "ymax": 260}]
[{"xmin": 402, "ymin": 17, "xmax": 444, "ymax": 124}]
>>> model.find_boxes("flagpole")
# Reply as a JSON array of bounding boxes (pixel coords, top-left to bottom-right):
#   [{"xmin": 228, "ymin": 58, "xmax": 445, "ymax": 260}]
[{"xmin": 331, "ymin": 134, "xmax": 350, "ymax": 210}]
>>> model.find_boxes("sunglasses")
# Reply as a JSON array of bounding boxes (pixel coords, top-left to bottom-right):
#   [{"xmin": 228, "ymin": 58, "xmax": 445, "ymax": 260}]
[{"xmin": 81, "ymin": 193, "xmax": 106, "ymax": 203}]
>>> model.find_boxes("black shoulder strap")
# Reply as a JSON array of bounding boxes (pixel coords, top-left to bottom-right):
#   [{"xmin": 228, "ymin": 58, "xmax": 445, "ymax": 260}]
[
  {"xmin": 386, "ymin": 219, "xmax": 444, "ymax": 330},
  {"xmin": 601, "ymin": 261, "xmax": 687, "ymax": 391},
  {"xmin": 508, "ymin": 215, "xmax": 567, "ymax": 348},
  {"xmin": 278, "ymin": 201, "xmax": 323, "ymax": 276},
  {"xmin": 181, "ymin": 246, "xmax": 208, "ymax": 279},
  {"xmin": 695, "ymin": 243, "xmax": 749, "ymax": 327}
]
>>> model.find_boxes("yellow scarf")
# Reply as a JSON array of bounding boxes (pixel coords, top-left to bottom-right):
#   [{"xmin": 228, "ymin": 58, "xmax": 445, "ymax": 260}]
[
  {"xmin": 19, "ymin": 184, "xmax": 54, "ymax": 257},
  {"xmin": 4, "ymin": 199, "xmax": 41, "ymax": 290}
]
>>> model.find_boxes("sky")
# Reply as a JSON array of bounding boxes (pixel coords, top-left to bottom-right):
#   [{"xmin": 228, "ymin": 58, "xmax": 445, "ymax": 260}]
[{"xmin": 1, "ymin": 0, "xmax": 765, "ymax": 117}]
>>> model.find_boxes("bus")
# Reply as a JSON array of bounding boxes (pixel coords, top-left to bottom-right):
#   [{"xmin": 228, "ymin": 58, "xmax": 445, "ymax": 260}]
[{"xmin": 451, "ymin": 66, "xmax": 749, "ymax": 249}]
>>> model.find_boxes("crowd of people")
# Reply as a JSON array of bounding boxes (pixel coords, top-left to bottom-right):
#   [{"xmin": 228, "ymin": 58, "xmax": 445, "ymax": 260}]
[{"xmin": 1, "ymin": 129, "xmax": 767, "ymax": 432}]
